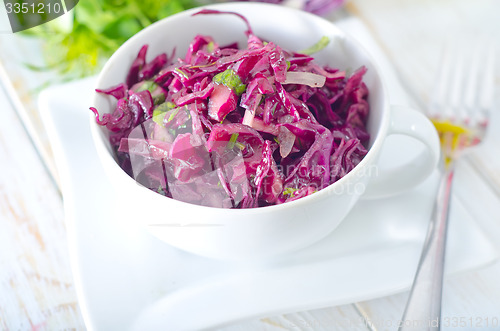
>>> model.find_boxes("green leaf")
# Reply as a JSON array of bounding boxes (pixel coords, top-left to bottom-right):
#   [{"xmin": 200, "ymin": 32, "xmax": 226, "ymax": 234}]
[
  {"xmin": 102, "ymin": 17, "xmax": 142, "ymax": 41},
  {"xmin": 75, "ymin": 0, "xmax": 115, "ymax": 34}
]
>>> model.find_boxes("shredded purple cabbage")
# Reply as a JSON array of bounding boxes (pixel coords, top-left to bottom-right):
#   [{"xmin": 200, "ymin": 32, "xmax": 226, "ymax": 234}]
[{"xmin": 91, "ymin": 9, "xmax": 369, "ymax": 208}]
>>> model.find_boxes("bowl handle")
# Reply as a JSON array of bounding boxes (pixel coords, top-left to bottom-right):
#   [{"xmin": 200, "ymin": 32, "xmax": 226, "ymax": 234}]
[{"xmin": 363, "ymin": 105, "xmax": 441, "ymax": 199}]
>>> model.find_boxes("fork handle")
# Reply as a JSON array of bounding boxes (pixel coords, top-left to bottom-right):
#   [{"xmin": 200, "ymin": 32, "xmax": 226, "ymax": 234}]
[{"xmin": 398, "ymin": 164, "xmax": 454, "ymax": 331}]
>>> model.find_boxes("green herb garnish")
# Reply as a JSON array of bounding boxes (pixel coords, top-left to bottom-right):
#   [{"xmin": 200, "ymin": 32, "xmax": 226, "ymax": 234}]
[
  {"xmin": 206, "ymin": 41, "xmax": 215, "ymax": 53},
  {"xmin": 174, "ymin": 68, "xmax": 189, "ymax": 79},
  {"xmin": 227, "ymin": 133, "xmax": 239, "ymax": 150},
  {"xmin": 135, "ymin": 80, "xmax": 158, "ymax": 93},
  {"xmin": 283, "ymin": 187, "xmax": 299, "ymax": 197},
  {"xmin": 152, "ymin": 101, "xmax": 176, "ymax": 127},
  {"xmin": 152, "ymin": 108, "xmax": 166, "ymax": 124},
  {"xmin": 167, "ymin": 107, "xmax": 181, "ymax": 122},
  {"xmin": 298, "ymin": 36, "xmax": 330, "ymax": 55},
  {"xmin": 213, "ymin": 69, "xmax": 247, "ymax": 95}
]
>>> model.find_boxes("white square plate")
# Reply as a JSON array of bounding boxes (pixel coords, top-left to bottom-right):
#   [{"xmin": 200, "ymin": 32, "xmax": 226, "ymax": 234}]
[{"xmin": 38, "ymin": 19, "xmax": 498, "ymax": 331}]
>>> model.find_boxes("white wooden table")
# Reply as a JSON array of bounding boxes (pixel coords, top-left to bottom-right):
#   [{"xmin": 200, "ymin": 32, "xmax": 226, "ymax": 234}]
[{"xmin": 1, "ymin": 0, "xmax": 500, "ymax": 330}]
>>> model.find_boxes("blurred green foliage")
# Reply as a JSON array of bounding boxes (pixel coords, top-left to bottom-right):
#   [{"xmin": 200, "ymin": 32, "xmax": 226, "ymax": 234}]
[{"xmin": 24, "ymin": 0, "xmax": 200, "ymax": 80}]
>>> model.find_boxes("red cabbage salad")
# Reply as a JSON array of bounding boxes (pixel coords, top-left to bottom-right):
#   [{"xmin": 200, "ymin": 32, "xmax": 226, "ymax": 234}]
[{"xmin": 91, "ymin": 9, "xmax": 370, "ymax": 209}]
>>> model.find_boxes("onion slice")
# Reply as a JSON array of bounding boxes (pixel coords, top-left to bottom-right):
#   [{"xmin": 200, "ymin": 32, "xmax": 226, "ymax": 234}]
[{"xmin": 283, "ymin": 71, "xmax": 326, "ymax": 87}]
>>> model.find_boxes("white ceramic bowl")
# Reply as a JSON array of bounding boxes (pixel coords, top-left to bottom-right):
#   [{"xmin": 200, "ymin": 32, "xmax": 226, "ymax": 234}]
[{"xmin": 90, "ymin": 2, "xmax": 440, "ymax": 260}]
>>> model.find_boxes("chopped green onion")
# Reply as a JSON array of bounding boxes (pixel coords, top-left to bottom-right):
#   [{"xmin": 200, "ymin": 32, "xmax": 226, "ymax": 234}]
[
  {"xmin": 152, "ymin": 110, "xmax": 167, "ymax": 127},
  {"xmin": 167, "ymin": 107, "xmax": 181, "ymax": 122},
  {"xmin": 206, "ymin": 41, "xmax": 215, "ymax": 53},
  {"xmin": 213, "ymin": 69, "xmax": 247, "ymax": 95},
  {"xmin": 184, "ymin": 106, "xmax": 192, "ymax": 119},
  {"xmin": 271, "ymin": 103, "xmax": 278, "ymax": 116},
  {"xmin": 135, "ymin": 80, "xmax": 158, "ymax": 93},
  {"xmin": 153, "ymin": 94, "xmax": 166, "ymax": 105},
  {"xmin": 174, "ymin": 68, "xmax": 189, "ymax": 79},
  {"xmin": 235, "ymin": 142, "xmax": 246, "ymax": 150},
  {"xmin": 168, "ymin": 128, "xmax": 177, "ymax": 136},
  {"xmin": 189, "ymin": 62, "xmax": 216, "ymax": 69},
  {"xmin": 152, "ymin": 113, "xmax": 166, "ymax": 126},
  {"xmin": 136, "ymin": 81, "xmax": 166, "ymax": 105},
  {"xmin": 298, "ymin": 36, "xmax": 330, "ymax": 55},
  {"xmin": 152, "ymin": 102, "xmax": 176, "ymax": 127},
  {"xmin": 165, "ymin": 101, "xmax": 177, "ymax": 109},
  {"xmin": 157, "ymin": 185, "xmax": 167, "ymax": 195},
  {"xmin": 283, "ymin": 187, "xmax": 298, "ymax": 197},
  {"xmin": 227, "ymin": 133, "xmax": 239, "ymax": 150}
]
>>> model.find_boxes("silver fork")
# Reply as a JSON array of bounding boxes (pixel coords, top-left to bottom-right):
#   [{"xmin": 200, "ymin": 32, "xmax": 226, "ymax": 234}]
[{"xmin": 398, "ymin": 40, "xmax": 496, "ymax": 330}]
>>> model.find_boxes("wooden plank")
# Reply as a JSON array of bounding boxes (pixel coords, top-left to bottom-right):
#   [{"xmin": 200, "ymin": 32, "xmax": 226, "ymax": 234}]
[
  {"xmin": 355, "ymin": 260, "xmax": 500, "ymax": 330},
  {"xmin": 0, "ymin": 84, "xmax": 84, "ymax": 329},
  {"xmin": 0, "ymin": 33, "xmax": 61, "ymax": 187},
  {"xmin": 344, "ymin": 0, "xmax": 500, "ymax": 329},
  {"xmin": 1, "ymin": 1, "xmax": 499, "ymax": 329},
  {"xmin": 221, "ymin": 305, "xmax": 371, "ymax": 331}
]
